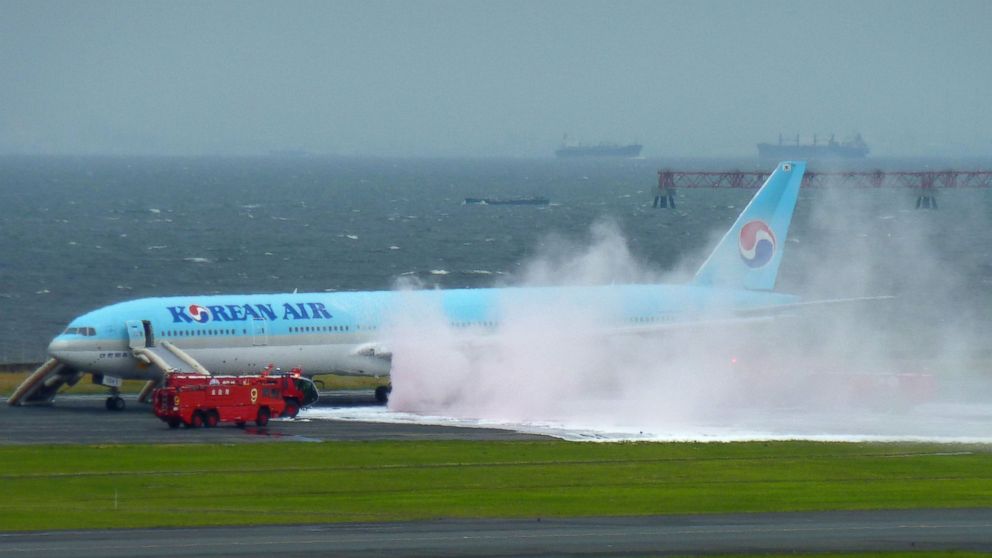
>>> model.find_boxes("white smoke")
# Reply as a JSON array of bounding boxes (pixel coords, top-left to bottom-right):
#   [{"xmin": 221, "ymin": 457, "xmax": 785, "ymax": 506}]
[
  {"xmin": 509, "ymin": 219, "xmax": 663, "ymax": 286},
  {"xmin": 380, "ymin": 189, "xmax": 992, "ymax": 442}
]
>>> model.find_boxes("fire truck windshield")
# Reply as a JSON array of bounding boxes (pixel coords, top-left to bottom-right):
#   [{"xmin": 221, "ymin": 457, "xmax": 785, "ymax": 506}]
[{"xmin": 294, "ymin": 377, "xmax": 319, "ymax": 407}]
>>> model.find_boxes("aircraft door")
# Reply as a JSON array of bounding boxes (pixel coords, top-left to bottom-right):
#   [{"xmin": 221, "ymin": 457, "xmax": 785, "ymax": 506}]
[
  {"xmin": 141, "ymin": 320, "xmax": 155, "ymax": 347},
  {"xmin": 125, "ymin": 320, "xmax": 145, "ymax": 350},
  {"xmin": 251, "ymin": 318, "xmax": 268, "ymax": 346}
]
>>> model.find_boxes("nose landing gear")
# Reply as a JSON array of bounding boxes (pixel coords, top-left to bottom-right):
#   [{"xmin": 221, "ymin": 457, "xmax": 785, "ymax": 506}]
[
  {"xmin": 105, "ymin": 396, "xmax": 126, "ymax": 411},
  {"xmin": 105, "ymin": 388, "xmax": 126, "ymax": 411},
  {"xmin": 92, "ymin": 374, "xmax": 127, "ymax": 411}
]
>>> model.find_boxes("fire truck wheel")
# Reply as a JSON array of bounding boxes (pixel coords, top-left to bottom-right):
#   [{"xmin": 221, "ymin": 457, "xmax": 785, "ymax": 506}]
[
  {"xmin": 167, "ymin": 419, "xmax": 181, "ymax": 429},
  {"xmin": 205, "ymin": 411, "xmax": 219, "ymax": 428},
  {"xmin": 283, "ymin": 399, "xmax": 300, "ymax": 418},
  {"xmin": 189, "ymin": 411, "xmax": 204, "ymax": 428},
  {"xmin": 256, "ymin": 407, "xmax": 270, "ymax": 427}
]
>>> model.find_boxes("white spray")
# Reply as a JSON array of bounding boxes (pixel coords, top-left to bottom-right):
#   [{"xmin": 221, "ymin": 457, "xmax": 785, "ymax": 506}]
[{"xmin": 379, "ymin": 188, "xmax": 992, "ymax": 442}]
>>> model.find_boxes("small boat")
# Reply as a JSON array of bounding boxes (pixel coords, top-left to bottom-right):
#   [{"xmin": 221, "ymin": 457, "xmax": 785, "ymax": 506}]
[{"xmin": 463, "ymin": 196, "xmax": 550, "ymax": 206}]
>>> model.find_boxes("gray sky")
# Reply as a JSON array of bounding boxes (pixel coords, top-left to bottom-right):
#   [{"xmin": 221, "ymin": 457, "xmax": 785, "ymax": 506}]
[{"xmin": 1, "ymin": 0, "xmax": 990, "ymax": 157}]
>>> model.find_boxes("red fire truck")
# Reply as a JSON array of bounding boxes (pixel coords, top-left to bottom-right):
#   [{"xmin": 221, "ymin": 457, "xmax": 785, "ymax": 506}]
[{"xmin": 153, "ymin": 369, "xmax": 319, "ymax": 429}]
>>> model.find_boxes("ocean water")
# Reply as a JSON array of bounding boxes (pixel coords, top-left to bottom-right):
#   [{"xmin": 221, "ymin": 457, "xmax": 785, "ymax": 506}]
[{"xmin": 1, "ymin": 155, "xmax": 991, "ymax": 362}]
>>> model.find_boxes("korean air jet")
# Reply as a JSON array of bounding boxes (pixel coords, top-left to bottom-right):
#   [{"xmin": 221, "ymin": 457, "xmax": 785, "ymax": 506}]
[{"xmin": 10, "ymin": 161, "xmax": 806, "ymax": 410}]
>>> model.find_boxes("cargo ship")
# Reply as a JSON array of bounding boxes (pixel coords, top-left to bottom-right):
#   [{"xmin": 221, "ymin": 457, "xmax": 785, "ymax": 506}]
[
  {"xmin": 555, "ymin": 138, "xmax": 643, "ymax": 158},
  {"xmin": 757, "ymin": 133, "xmax": 869, "ymax": 160}
]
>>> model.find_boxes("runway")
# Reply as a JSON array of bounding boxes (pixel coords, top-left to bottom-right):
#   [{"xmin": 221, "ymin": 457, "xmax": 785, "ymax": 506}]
[
  {"xmin": 2, "ymin": 509, "xmax": 991, "ymax": 557},
  {"xmin": 0, "ymin": 392, "xmax": 549, "ymax": 445},
  {"xmin": 5, "ymin": 392, "xmax": 992, "ymax": 555}
]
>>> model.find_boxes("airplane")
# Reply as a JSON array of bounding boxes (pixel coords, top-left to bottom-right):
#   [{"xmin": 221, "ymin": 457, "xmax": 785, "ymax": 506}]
[{"xmin": 9, "ymin": 161, "xmax": 807, "ymax": 411}]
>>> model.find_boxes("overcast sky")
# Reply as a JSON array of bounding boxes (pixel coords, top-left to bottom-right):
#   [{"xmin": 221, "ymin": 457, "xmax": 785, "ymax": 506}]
[{"xmin": 1, "ymin": 0, "xmax": 990, "ymax": 157}]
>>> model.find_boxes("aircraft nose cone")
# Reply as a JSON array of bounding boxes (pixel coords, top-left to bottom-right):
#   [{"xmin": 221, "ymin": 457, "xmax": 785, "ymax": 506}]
[{"xmin": 47, "ymin": 338, "xmax": 72, "ymax": 359}]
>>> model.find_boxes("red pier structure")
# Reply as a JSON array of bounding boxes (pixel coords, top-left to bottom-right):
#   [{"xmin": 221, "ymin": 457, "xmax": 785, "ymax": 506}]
[{"xmin": 654, "ymin": 169, "xmax": 992, "ymax": 209}]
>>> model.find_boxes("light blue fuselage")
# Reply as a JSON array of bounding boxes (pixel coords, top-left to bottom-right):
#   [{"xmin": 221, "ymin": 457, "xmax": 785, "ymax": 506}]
[{"xmin": 48, "ymin": 284, "xmax": 798, "ymax": 380}]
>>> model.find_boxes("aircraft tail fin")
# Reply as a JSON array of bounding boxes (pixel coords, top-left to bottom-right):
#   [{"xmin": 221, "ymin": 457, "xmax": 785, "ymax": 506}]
[{"xmin": 692, "ymin": 161, "xmax": 805, "ymax": 291}]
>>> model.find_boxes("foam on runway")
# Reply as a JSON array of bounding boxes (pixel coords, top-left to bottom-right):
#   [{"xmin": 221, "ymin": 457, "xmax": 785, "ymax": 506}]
[{"xmin": 303, "ymin": 401, "xmax": 992, "ymax": 443}]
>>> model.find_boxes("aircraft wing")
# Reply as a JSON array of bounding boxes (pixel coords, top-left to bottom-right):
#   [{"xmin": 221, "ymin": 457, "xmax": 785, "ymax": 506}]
[
  {"xmin": 443, "ymin": 315, "xmax": 779, "ymax": 356},
  {"xmin": 733, "ymin": 295, "xmax": 896, "ymax": 318},
  {"xmin": 607, "ymin": 315, "xmax": 779, "ymax": 336},
  {"xmin": 446, "ymin": 296, "xmax": 894, "ymax": 350},
  {"xmin": 612, "ymin": 296, "xmax": 894, "ymax": 336}
]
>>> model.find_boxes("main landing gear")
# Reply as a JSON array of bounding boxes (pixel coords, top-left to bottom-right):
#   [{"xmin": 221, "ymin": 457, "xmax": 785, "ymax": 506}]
[
  {"xmin": 374, "ymin": 384, "xmax": 392, "ymax": 404},
  {"xmin": 105, "ymin": 395, "xmax": 126, "ymax": 411},
  {"xmin": 105, "ymin": 387, "xmax": 126, "ymax": 411}
]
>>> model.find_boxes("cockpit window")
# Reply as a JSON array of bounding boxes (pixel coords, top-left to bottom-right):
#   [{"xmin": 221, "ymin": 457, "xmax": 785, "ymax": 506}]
[{"xmin": 63, "ymin": 327, "xmax": 96, "ymax": 336}]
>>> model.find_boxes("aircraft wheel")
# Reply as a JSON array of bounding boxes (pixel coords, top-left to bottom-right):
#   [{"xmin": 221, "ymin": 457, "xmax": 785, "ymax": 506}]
[
  {"xmin": 106, "ymin": 396, "xmax": 126, "ymax": 411},
  {"xmin": 282, "ymin": 399, "xmax": 300, "ymax": 418},
  {"xmin": 374, "ymin": 385, "xmax": 392, "ymax": 404},
  {"xmin": 205, "ymin": 411, "xmax": 219, "ymax": 428},
  {"xmin": 256, "ymin": 407, "xmax": 270, "ymax": 427},
  {"xmin": 189, "ymin": 411, "xmax": 204, "ymax": 428}
]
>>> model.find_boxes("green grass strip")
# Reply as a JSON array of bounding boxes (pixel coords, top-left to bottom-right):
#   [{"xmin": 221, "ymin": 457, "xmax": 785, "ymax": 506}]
[{"xmin": 1, "ymin": 441, "xmax": 991, "ymax": 531}]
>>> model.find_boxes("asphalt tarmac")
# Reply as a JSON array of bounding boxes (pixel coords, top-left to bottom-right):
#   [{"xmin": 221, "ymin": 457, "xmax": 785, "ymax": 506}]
[
  {"xmin": 2, "ymin": 509, "xmax": 991, "ymax": 557},
  {"xmin": 0, "ymin": 392, "xmax": 549, "ymax": 444},
  {"xmin": 5, "ymin": 393, "xmax": 992, "ymax": 556}
]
